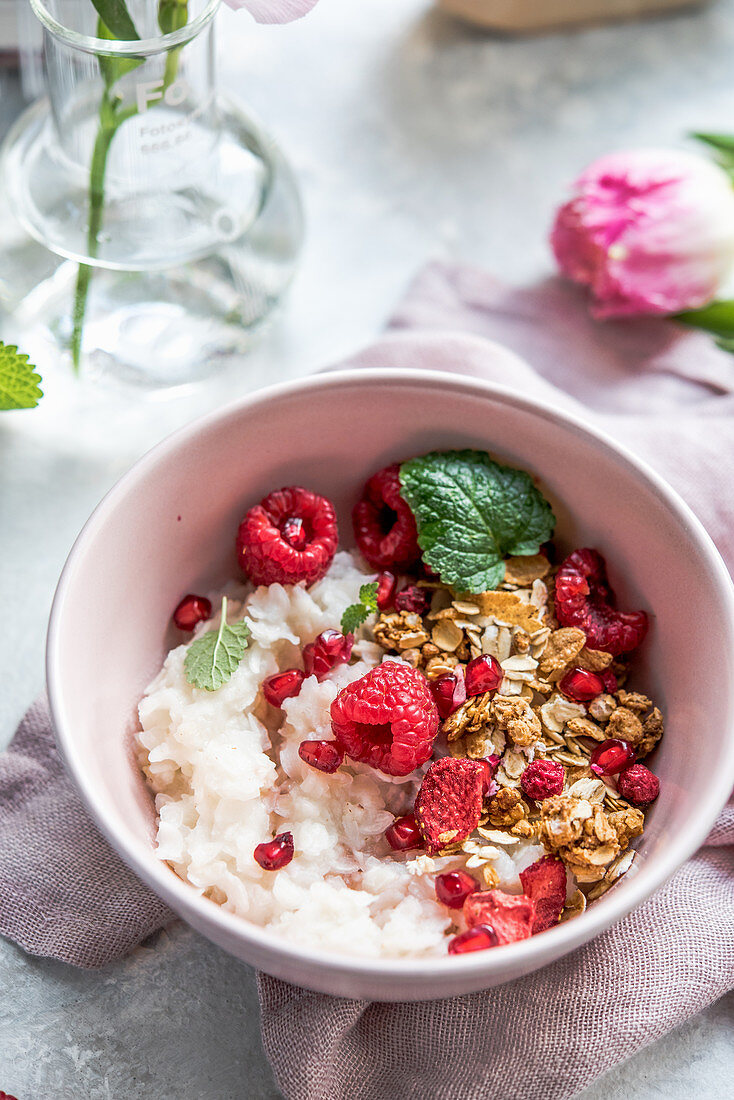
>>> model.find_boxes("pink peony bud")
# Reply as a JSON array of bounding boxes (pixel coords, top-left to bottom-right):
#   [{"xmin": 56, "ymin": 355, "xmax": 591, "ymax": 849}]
[
  {"xmin": 223, "ymin": 0, "xmax": 320, "ymax": 21},
  {"xmin": 550, "ymin": 148, "xmax": 734, "ymax": 318}
]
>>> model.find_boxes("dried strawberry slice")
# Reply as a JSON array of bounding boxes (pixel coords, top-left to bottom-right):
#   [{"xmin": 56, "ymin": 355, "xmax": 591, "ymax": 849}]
[
  {"xmin": 463, "ymin": 889, "xmax": 535, "ymax": 944},
  {"xmin": 519, "ymin": 855, "xmax": 567, "ymax": 933},
  {"xmin": 554, "ymin": 548, "xmax": 648, "ymax": 655},
  {"xmin": 414, "ymin": 757, "xmax": 484, "ymax": 855}
]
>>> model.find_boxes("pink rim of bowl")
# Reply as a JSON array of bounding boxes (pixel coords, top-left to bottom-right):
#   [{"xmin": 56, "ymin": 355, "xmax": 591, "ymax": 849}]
[{"xmin": 46, "ymin": 367, "xmax": 734, "ymax": 1000}]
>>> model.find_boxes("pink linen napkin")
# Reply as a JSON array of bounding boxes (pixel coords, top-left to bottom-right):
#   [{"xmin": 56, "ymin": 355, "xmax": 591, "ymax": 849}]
[{"xmin": 1, "ymin": 262, "xmax": 732, "ymax": 1098}]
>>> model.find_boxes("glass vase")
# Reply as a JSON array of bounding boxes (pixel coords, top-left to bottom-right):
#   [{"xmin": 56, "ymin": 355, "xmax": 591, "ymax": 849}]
[{"xmin": 0, "ymin": 0, "xmax": 303, "ymax": 389}]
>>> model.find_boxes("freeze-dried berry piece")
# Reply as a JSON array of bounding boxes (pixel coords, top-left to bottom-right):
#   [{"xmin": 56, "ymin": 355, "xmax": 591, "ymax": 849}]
[
  {"xmin": 330, "ymin": 661, "xmax": 439, "ymax": 777},
  {"xmin": 414, "ymin": 757, "xmax": 484, "ymax": 855},
  {"xmin": 237, "ymin": 486, "xmax": 338, "ymax": 587},
  {"xmin": 555, "ymin": 548, "xmax": 649, "ymax": 655},
  {"xmin": 353, "ymin": 463, "xmax": 420, "ymax": 570},
  {"xmin": 463, "ymin": 889, "xmax": 535, "ymax": 944},
  {"xmin": 617, "ymin": 763, "xmax": 660, "ymax": 805},
  {"xmin": 395, "ymin": 584, "xmax": 431, "ymax": 614},
  {"xmin": 519, "ymin": 855, "xmax": 567, "ymax": 933},
  {"xmin": 520, "ymin": 759, "xmax": 565, "ymax": 801}
]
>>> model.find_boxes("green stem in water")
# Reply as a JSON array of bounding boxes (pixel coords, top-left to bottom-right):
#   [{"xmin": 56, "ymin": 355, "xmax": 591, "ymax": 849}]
[{"xmin": 70, "ymin": 1, "xmax": 188, "ymax": 373}]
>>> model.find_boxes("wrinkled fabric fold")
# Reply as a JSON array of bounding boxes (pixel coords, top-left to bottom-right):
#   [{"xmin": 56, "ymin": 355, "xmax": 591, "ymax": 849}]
[{"xmin": 0, "ymin": 262, "xmax": 731, "ymax": 1098}]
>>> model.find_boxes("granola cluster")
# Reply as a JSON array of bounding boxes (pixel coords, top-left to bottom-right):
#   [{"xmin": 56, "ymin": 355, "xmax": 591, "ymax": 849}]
[{"xmin": 367, "ymin": 554, "xmax": 664, "ymax": 916}]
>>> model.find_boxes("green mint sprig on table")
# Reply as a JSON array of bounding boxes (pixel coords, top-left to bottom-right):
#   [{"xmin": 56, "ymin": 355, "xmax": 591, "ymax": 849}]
[
  {"xmin": 399, "ymin": 450, "xmax": 555, "ymax": 595},
  {"xmin": 341, "ymin": 582, "xmax": 379, "ymax": 635},
  {"xmin": 184, "ymin": 597, "xmax": 251, "ymax": 691},
  {"xmin": 71, "ymin": 1, "xmax": 189, "ymax": 371},
  {"xmin": 0, "ymin": 343, "xmax": 43, "ymax": 410}
]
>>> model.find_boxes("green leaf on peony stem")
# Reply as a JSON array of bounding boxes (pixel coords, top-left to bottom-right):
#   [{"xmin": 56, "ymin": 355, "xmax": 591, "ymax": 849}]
[
  {"xmin": 691, "ymin": 132, "xmax": 734, "ymax": 180},
  {"xmin": 676, "ymin": 299, "xmax": 734, "ymax": 353}
]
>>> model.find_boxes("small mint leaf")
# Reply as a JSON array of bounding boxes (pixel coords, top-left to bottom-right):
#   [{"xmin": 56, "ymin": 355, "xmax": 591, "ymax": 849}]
[
  {"xmin": 184, "ymin": 597, "xmax": 251, "ymax": 691},
  {"xmin": 0, "ymin": 343, "xmax": 43, "ymax": 410},
  {"xmin": 399, "ymin": 450, "xmax": 555, "ymax": 595},
  {"xmin": 341, "ymin": 581, "xmax": 379, "ymax": 635}
]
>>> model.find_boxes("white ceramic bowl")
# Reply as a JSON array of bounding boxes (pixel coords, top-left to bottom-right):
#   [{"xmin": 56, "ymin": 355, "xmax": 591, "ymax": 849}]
[{"xmin": 47, "ymin": 368, "xmax": 734, "ymax": 1000}]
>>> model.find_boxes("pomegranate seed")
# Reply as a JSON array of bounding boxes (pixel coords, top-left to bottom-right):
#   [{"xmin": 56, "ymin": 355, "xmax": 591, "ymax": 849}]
[
  {"xmin": 253, "ymin": 831, "xmax": 294, "ymax": 871},
  {"xmin": 395, "ymin": 585, "xmax": 431, "ymax": 614},
  {"xmin": 476, "ymin": 754, "xmax": 500, "ymax": 794},
  {"xmin": 298, "ymin": 739, "xmax": 344, "ymax": 773},
  {"xmin": 465, "ymin": 655, "xmax": 503, "ymax": 697},
  {"xmin": 590, "ymin": 738, "xmax": 636, "ymax": 776},
  {"xmin": 385, "ymin": 812, "xmax": 424, "ymax": 852},
  {"xmin": 173, "ymin": 594, "xmax": 212, "ymax": 631},
  {"xmin": 303, "ymin": 630, "xmax": 353, "ymax": 680},
  {"xmin": 448, "ymin": 924, "xmax": 499, "ymax": 955},
  {"xmin": 282, "ymin": 516, "xmax": 307, "ymax": 551},
  {"xmin": 559, "ymin": 667, "xmax": 605, "ymax": 702},
  {"xmin": 435, "ymin": 870, "xmax": 479, "ymax": 909},
  {"xmin": 376, "ymin": 570, "xmax": 398, "ymax": 611},
  {"xmin": 600, "ymin": 668, "xmax": 618, "ymax": 693},
  {"xmin": 430, "ymin": 672, "xmax": 467, "ymax": 719},
  {"xmin": 263, "ymin": 668, "xmax": 306, "ymax": 708}
]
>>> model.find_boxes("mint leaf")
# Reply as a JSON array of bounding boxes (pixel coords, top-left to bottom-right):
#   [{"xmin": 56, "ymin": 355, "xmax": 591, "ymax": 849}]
[
  {"xmin": 341, "ymin": 581, "xmax": 379, "ymax": 635},
  {"xmin": 184, "ymin": 597, "xmax": 251, "ymax": 691},
  {"xmin": 399, "ymin": 450, "xmax": 555, "ymax": 595},
  {"xmin": 0, "ymin": 343, "xmax": 43, "ymax": 410}
]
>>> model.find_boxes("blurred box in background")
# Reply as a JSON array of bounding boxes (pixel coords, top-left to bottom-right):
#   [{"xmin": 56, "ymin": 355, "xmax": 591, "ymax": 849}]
[{"xmin": 439, "ymin": 0, "xmax": 709, "ymax": 33}]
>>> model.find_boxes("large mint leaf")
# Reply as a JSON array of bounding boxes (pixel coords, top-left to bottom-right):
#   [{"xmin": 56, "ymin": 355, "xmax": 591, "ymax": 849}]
[
  {"xmin": 399, "ymin": 450, "xmax": 555, "ymax": 594},
  {"xmin": 184, "ymin": 597, "xmax": 251, "ymax": 691}
]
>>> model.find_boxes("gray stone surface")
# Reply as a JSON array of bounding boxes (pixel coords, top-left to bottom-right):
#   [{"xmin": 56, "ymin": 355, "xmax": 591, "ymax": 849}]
[{"xmin": 0, "ymin": 0, "xmax": 732, "ymax": 1096}]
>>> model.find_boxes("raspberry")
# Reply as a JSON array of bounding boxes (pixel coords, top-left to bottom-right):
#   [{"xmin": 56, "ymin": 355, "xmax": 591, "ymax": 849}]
[
  {"xmin": 520, "ymin": 759, "xmax": 565, "ymax": 801},
  {"xmin": 519, "ymin": 855, "xmax": 567, "ymax": 933},
  {"xmin": 330, "ymin": 661, "xmax": 439, "ymax": 776},
  {"xmin": 173, "ymin": 594, "xmax": 212, "ymax": 631},
  {"xmin": 463, "ymin": 889, "xmax": 535, "ymax": 944},
  {"xmin": 555, "ymin": 548, "xmax": 649, "ymax": 655},
  {"xmin": 414, "ymin": 757, "xmax": 484, "ymax": 854},
  {"xmin": 617, "ymin": 763, "xmax": 660, "ymax": 805},
  {"xmin": 352, "ymin": 463, "xmax": 420, "ymax": 570},
  {"xmin": 237, "ymin": 486, "xmax": 338, "ymax": 587}
]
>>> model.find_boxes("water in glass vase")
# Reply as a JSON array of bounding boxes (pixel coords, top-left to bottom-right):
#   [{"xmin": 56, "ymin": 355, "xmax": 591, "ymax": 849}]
[{"xmin": 0, "ymin": 0, "xmax": 303, "ymax": 389}]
